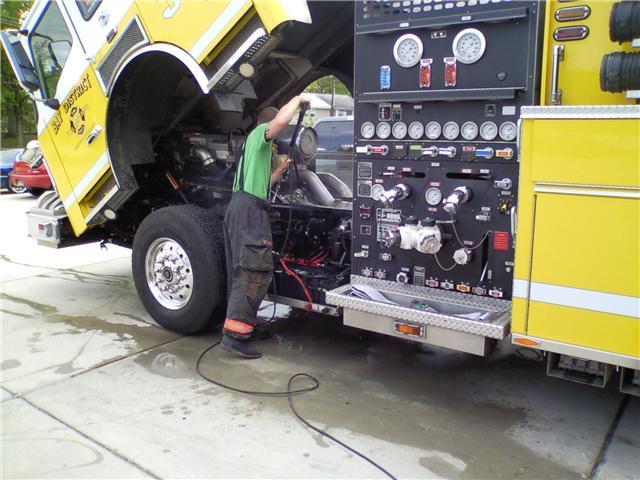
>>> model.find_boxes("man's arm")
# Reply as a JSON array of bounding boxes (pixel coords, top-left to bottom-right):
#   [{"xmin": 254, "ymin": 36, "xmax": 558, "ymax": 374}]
[
  {"xmin": 265, "ymin": 96, "xmax": 309, "ymax": 141},
  {"xmin": 270, "ymin": 157, "xmax": 292, "ymax": 186}
]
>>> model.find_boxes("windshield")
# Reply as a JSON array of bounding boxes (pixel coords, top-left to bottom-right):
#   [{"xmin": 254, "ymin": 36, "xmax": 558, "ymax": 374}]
[{"xmin": 29, "ymin": 2, "xmax": 73, "ymax": 98}]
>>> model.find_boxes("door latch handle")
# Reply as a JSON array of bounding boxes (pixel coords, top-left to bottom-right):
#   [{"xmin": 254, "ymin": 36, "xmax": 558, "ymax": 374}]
[
  {"xmin": 550, "ymin": 44, "xmax": 565, "ymax": 105},
  {"xmin": 87, "ymin": 125, "xmax": 103, "ymax": 145}
]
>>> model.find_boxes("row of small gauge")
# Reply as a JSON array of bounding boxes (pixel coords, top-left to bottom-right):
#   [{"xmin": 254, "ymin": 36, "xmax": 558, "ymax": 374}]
[{"xmin": 360, "ymin": 120, "xmax": 518, "ymax": 142}]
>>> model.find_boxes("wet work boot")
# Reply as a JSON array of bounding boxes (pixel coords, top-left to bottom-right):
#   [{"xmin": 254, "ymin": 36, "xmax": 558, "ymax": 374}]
[{"xmin": 221, "ymin": 334, "xmax": 262, "ymax": 359}]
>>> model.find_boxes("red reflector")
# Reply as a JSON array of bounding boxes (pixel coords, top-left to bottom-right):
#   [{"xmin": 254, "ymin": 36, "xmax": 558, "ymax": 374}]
[{"xmin": 493, "ymin": 231, "xmax": 509, "ymax": 251}]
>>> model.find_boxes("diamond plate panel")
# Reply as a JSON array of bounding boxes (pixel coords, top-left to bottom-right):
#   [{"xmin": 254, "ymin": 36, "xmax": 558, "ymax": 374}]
[
  {"xmin": 326, "ymin": 276, "xmax": 511, "ymax": 339},
  {"xmin": 520, "ymin": 105, "xmax": 640, "ymax": 119}
]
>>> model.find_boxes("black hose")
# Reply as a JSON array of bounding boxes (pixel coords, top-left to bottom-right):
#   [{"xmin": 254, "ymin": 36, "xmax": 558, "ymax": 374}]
[
  {"xmin": 600, "ymin": 51, "xmax": 640, "ymax": 92},
  {"xmin": 196, "ymin": 341, "xmax": 397, "ymax": 479},
  {"xmin": 610, "ymin": 1, "xmax": 640, "ymax": 43}
]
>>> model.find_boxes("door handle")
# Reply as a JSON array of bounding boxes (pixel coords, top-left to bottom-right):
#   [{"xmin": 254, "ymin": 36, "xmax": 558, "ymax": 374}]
[
  {"xmin": 550, "ymin": 44, "xmax": 564, "ymax": 105},
  {"xmin": 87, "ymin": 125, "xmax": 103, "ymax": 145}
]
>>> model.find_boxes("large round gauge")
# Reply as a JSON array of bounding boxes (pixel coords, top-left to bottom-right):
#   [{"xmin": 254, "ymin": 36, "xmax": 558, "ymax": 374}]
[
  {"xmin": 499, "ymin": 121, "xmax": 518, "ymax": 141},
  {"xmin": 393, "ymin": 33, "xmax": 423, "ymax": 68},
  {"xmin": 371, "ymin": 184, "xmax": 385, "ymax": 202},
  {"xmin": 361, "ymin": 122, "xmax": 375, "ymax": 139},
  {"xmin": 376, "ymin": 122, "xmax": 391, "ymax": 139},
  {"xmin": 452, "ymin": 28, "xmax": 486, "ymax": 65},
  {"xmin": 443, "ymin": 121, "xmax": 460, "ymax": 140},
  {"xmin": 392, "ymin": 122, "xmax": 408, "ymax": 139},
  {"xmin": 480, "ymin": 121, "xmax": 498, "ymax": 141},
  {"xmin": 408, "ymin": 121, "xmax": 424, "ymax": 140},
  {"xmin": 425, "ymin": 121, "xmax": 442, "ymax": 140},
  {"xmin": 461, "ymin": 121, "xmax": 478, "ymax": 140},
  {"xmin": 425, "ymin": 187, "xmax": 442, "ymax": 206}
]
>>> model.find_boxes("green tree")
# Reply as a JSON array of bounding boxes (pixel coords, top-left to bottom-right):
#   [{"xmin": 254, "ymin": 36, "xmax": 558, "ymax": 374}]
[
  {"xmin": 1, "ymin": 0, "xmax": 36, "ymax": 148},
  {"xmin": 305, "ymin": 75, "xmax": 350, "ymax": 97}
]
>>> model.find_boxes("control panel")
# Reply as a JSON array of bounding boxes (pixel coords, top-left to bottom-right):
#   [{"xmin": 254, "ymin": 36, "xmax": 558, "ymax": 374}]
[{"xmin": 352, "ymin": 0, "xmax": 544, "ymax": 300}]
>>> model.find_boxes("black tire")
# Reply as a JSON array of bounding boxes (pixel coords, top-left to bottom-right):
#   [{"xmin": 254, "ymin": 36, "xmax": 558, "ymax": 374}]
[
  {"xmin": 27, "ymin": 188, "xmax": 45, "ymax": 197},
  {"xmin": 132, "ymin": 205, "xmax": 226, "ymax": 334}
]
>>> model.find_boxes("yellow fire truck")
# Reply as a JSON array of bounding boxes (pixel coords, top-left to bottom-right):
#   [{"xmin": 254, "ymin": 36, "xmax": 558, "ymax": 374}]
[{"xmin": 2, "ymin": 0, "xmax": 638, "ymax": 393}]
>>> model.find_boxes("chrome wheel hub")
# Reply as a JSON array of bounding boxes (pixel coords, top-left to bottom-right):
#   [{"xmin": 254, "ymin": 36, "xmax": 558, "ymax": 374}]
[{"xmin": 145, "ymin": 238, "xmax": 194, "ymax": 310}]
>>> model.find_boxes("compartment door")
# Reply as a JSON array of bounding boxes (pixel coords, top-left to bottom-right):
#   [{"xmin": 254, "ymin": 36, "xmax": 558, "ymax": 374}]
[{"xmin": 526, "ymin": 192, "xmax": 640, "ymax": 357}]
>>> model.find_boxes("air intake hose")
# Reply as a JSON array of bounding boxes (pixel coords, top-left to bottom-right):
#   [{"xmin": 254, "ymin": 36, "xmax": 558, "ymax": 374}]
[
  {"xmin": 609, "ymin": 1, "xmax": 640, "ymax": 43},
  {"xmin": 600, "ymin": 51, "xmax": 640, "ymax": 92}
]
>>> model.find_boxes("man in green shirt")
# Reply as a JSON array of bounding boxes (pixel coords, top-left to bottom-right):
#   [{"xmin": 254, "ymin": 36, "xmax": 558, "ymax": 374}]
[{"xmin": 221, "ymin": 96, "xmax": 309, "ymax": 359}]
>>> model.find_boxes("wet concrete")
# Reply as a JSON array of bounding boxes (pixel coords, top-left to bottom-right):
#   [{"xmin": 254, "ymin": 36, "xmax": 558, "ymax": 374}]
[{"xmin": 1, "ymin": 194, "xmax": 638, "ymax": 479}]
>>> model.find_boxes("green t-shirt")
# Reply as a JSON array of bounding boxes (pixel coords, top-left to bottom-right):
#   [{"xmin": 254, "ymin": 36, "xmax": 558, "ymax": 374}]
[{"xmin": 232, "ymin": 123, "xmax": 272, "ymax": 200}]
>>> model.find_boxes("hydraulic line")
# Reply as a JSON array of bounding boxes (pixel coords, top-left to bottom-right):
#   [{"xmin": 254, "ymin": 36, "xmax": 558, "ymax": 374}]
[{"xmin": 196, "ymin": 343, "xmax": 397, "ymax": 479}]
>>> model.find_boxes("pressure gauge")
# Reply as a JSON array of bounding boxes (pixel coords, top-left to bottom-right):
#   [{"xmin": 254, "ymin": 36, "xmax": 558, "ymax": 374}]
[
  {"xmin": 452, "ymin": 28, "xmax": 486, "ymax": 65},
  {"xmin": 392, "ymin": 122, "xmax": 408, "ymax": 139},
  {"xmin": 461, "ymin": 121, "xmax": 478, "ymax": 141},
  {"xmin": 499, "ymin": 121, "xmax": 518, "ymax": 141},
  {"xmin": 371, "ymin": 184, "xmax": 385, "ymax": 202},
  {"xmin": 376, "ymin": 122, "xmax": 391, "ymax": 139},
  {"xmin": 425, "ymin": 187, "xmax": 442, "ymax": 206},
  {"xmin": 480, "ymin": 121, "xmax": 498, "ymax": 141},
  {"xmin": 443, "ymin": 121, "xmax": 460, "ymax": 140},
  {"xmin": 408, "ymin": 121, "xmax": 424, "ymax": 140},
  {"xmin": 361, "ymin": 122, "xmax": 375, "ymax": 139},
  {"xmin": 393, "ymin": 33, "xmax": 423, "ymax": 68},
  {"xmin": 425, "ymin": 121, "xmax": 442, "ymax": 140}
]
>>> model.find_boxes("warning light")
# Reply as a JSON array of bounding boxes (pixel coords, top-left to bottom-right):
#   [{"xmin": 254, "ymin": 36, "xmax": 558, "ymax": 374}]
[
  {"xmin": 394, "ymin": 321, "xmax": 424, "ymax": 337},
  {"xmin": 419, "ymin": 58, "xmax": 432, "ymax": 88},
  {"xmin": 493, "ymin": 231, "xmax": 509, "ymax": 251},
  {"xmin": 514, "ymin": 337, "xmax": 540, "ymax": 347},
  {"xmin": 444, "ymin": 57, "xmax": 457, "ymax": 87}
]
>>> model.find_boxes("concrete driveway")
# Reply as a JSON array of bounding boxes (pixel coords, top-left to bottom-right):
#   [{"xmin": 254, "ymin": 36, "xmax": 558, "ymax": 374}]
[{"xmin": 1, "ymin": 193, "xmax": 638, "ymax": 479}]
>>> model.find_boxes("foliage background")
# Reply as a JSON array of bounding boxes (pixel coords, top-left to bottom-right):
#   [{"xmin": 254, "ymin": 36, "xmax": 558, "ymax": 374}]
[{"xmin": 1, "ymin": 0, "xmax": 36, "ymax": 148}]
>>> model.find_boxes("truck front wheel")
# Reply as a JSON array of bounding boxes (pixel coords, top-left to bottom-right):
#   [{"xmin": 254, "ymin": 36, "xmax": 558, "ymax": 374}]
[{"xmin": 132, "ymin": 205, "xmax": 226, "ymax": 334}]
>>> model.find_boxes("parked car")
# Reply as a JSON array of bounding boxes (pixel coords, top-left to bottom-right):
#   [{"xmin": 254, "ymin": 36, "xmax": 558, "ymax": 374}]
[
  {"xmin": 8, "ymin": 140, "xmax": 52, "ymax": 195},
  {"xmin": 1, "ymin": 148, "xmax": 21, "ymax": 191},
  {"xmin": 313, "ymin": 116, "xmax": 353, "ymax": 190}
]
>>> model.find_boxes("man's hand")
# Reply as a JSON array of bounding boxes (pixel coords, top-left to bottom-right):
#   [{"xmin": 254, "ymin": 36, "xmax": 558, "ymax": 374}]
[
  {"xmin": 270, "ymin": 157, "xmax": 292, "ymax": 186},
  {"xmin": 266, "ymin": 96, "xmax": 310, "ymax": 141}
]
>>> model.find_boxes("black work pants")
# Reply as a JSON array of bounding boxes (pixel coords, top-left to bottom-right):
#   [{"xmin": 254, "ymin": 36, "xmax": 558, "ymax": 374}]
[{"xmin": 223, "ymin": 192, "xmax": 273, "ymax": 339}]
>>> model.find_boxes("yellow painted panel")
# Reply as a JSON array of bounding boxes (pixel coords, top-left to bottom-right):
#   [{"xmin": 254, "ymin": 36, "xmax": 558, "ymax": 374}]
[
  {"xmin": 135, "ymin": 0, "xmax": 251, "ymax": 62},
  {"xmin": 511, "ymin": 297, "xmax": 529, "ymax": 334},
  {"xmin": 527, "ymin": 302, "xmax": 639, "ymax": 357},
  {"xmin": 529, "ymin": 119, "xmax": 640, "ymax": 188},
  {"xmin": 37, "ymin": 128, "xmax": 73, "ymax": 203},
  {"xmin": 541, "ymin": 0, "xmax": 635, "ymax": 106},
  {"xmin": 253, "ymin": 0, "xmax": 310, "ymax": 32},
  {"xmin": 530, "ymin": 193, "xmax": 639, "ymax": 297}
]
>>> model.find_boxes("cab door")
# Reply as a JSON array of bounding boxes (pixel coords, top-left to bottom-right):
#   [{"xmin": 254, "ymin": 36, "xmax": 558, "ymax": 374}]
[{"xmin": 28, "ymin": 0, "xmax": 112, "ymax": 235}]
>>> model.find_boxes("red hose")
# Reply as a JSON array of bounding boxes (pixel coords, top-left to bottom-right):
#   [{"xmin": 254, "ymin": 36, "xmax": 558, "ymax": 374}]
[{"xmin": 279, "ymin": 258, "xmax": 313, "ymax": 303}]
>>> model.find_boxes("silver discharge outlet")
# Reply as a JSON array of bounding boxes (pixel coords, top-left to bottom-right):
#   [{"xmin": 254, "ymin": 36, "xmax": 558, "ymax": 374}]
[
  {"xmin": 443, "ymin": 186, "xmax": 472, "ymax": 214},
  {"xmin": 380, "ymin": 184, "xmax": 411, "ymax": 207}
]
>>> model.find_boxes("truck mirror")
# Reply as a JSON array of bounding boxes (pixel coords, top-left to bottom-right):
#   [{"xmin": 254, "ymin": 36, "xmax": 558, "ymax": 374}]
[{"xmin": 0, "ymin": 31, "xmax": 40, "ymax": 92}]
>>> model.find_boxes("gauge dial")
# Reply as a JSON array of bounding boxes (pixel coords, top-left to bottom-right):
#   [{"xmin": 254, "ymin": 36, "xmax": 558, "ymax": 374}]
[
  {"xmin": 425, "ymin": 187, "xmax": 442, "ymax": 206},
  {"xmin": 361, "ymin": 122, "xmax": 375, "ymax": 139},
  {"xmin": 452, "ymin": 28, "xmax": 486, "ymax": 65},
  {"xmin": 461, "ymin": 121, "xmax": 478, "ymax": 140},
  {"xmin": 480, "ymin": 121, "xmax": 498, "ymax": 141},
  {"xmin": 443, "ymin": 121, "xmax": 460, "ymax": 140},
  {"xmin": 371, "ymin": 184, "xmax": 385, "ymax": 202},
  {"xmin": 392, "ymin": 122, "xmax": 408, "ymax": 139},
  {"xmin": 376, "ymin": 122, "xmax": 391, "ymax": 139},
  {"xmin": 499, "ymin": 121, "xmax": 518, "ymax": 141},
  {"xmin": 425, "ymin": 121, "xmax": 442, "ymax": 140},
  {"xmin": 393, "ymin": 33, "xmax": 423, "ymax": 68},
  {"xmin": 408, "ymin": 121, "xmax": 424, "ymax": 140}
]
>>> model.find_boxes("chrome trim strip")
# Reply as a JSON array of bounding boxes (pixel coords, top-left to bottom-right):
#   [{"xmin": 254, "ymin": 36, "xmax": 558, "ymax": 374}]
[
  {"xmin": 512, "ymin": 334, "xmax": 640, "ymax": 370},
  {"xmin": 520, "ymin": 105, "xmax": 640, "ymax": 119},
  {"xmin": 512, "ymin": 280, "xmax": 640, "ymax": 318},
  {"xmin": 206, "ymin": 27, "xmax": 267, "ymax": 90},
  {"xmin": 534, "ymin": 184, "xmax": 640, "ymax": 199},
  {"xmin": 85, "ymin": 183, "xmax": 120, "ymax": 224}
]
